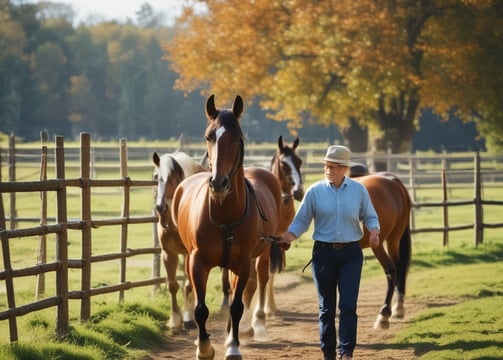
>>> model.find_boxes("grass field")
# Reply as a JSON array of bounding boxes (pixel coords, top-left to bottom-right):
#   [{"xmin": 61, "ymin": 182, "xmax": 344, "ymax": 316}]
[{"xmin": 1, "ymin": 157, "xmax": 502, "ymax": 359}]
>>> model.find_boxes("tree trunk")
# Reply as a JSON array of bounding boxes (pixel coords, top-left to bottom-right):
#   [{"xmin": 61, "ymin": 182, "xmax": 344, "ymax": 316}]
[
  {"xmin": 341, "ymin": 117, "xmax": 368, "ymax": 153},
  {"xmin": 369, "ymin": 92, "xmax": 420, "ymax": 171}
]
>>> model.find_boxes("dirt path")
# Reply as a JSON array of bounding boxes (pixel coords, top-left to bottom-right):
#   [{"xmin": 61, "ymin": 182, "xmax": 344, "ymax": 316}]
[{"xmin": 148, "ymin": 272, "xmax": 423, "ymax": 359}]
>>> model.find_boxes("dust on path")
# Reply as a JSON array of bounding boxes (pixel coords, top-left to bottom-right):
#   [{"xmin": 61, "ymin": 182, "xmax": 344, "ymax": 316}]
[{"xmin": 148, "ymin": 272, "xmax": 424, "ymax": 359}]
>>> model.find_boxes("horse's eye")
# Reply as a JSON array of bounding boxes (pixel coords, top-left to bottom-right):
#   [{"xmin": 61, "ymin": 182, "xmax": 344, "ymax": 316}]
[{"xmin": 205, "ymin": 130, "xmax": 216, "ymax": 142}]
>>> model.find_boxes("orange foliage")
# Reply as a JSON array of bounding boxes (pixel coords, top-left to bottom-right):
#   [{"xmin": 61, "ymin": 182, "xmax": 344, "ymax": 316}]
[{"xmin": 164, "ymin": 0, "xmax": 502, "ymax": 150}]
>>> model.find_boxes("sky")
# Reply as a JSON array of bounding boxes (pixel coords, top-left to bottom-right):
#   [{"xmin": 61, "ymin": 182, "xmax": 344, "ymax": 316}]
[{"xmin": 26, "ymin": 0, "xmax": 188, "ymax": 25}]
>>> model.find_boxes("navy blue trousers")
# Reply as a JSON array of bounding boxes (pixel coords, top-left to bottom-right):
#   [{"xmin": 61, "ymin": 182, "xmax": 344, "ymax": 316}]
[{"xmin": 311, "ymin": 241, "xmax": 363, "ymax": 358}]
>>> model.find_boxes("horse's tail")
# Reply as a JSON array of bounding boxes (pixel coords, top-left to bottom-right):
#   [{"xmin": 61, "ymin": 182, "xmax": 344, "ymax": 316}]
[
  {"xmin": 269, "ymin": 243, "xmax": 284, "ymax": 273},
  {"xmin": 396, "ymin": 226, "xmax": 411, "ymax": 295}
]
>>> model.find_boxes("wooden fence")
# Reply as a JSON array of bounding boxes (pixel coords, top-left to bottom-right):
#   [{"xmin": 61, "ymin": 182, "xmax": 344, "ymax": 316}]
[
  {"xmin": 1, "ymin": 133, "xmax": 502, "ymax": 343},
  {"xmin": 0, "ymin": 133, "xmax": 160, "ymax": 342}
]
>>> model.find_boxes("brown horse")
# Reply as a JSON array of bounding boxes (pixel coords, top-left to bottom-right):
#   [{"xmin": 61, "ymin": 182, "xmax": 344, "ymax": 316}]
[
  {"xmin": 264, "ymin": 135, "xmax": 304, "ymax": 315},
  {"xmin": 172, "ymin": 95, "xmax": 282, "ymax": 359},
  {"xmin": 225, "ymin": 135, "xmax": 306, "ymax": 340},
  {"xmin": 351, "ymin": 170, "xmax": 412, "ymax": 329},
  {"xmin": 221, "ymin": 136, "xmax": 305, "ymax": 320},
  {"xmin": 152, "ymin": 151, "xmax": 206, "ymax": 329}
]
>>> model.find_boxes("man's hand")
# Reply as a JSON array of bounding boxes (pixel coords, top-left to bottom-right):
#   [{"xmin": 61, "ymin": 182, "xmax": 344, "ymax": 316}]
[
  {"xmin": 369, "ymin": 228, "xmax": 380, "ymax": 248},
  {"xmin": 278, "ymin": 232, "xmax": 296, "ymax": 251}
]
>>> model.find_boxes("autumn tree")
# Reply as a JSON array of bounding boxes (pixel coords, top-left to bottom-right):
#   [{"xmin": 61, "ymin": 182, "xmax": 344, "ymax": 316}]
[{"xmin": 165, "ymin": 0, "xmax": 503, "ymax": 154}]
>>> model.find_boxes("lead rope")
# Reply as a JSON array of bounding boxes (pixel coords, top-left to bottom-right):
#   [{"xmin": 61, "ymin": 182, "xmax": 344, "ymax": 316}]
[{"xmin": 302, "ymin": 259, "xmax": 312, "ymax": 273}]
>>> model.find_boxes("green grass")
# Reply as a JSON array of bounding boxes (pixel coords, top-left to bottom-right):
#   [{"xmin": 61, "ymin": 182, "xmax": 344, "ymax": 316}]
[
  {"xmin": 392, "ymin": 297, "xmax": 502, "ymax": 359},
  {"xmin": 0, "ymin": 299, "xmax": 170, "ymax": 359}
]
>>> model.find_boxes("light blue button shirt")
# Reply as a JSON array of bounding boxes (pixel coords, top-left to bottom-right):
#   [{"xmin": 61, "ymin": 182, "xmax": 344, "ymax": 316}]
[{"xmin": 288, "ymin": 177, "xmax": 380, "ymax": 243}]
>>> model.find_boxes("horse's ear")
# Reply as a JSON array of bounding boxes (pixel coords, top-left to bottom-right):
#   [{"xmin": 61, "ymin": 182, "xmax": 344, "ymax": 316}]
[
  {"xmin": 206, "ymin": 94, "xmax": 218, "ymax": 120},
  {"xmin": 292, "ymin": 137, "xmax": 300, "ymax": 150},
  {"xmin": 232, "ymin": 95, "xmax": 244, "ymax": 119},
  {"xmin": 153, "ymin": 152, "xmax": 160, "ymax": 166},
  {"xmin": 278, "ymin": 136, "xmax": 284, "ymax": 151}
]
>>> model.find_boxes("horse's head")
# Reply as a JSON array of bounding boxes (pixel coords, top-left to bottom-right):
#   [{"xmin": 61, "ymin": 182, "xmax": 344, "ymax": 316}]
[
  {"xmin": 272, "ymin": 135, "xmax": 305, "ymax": 201},
  {"xmin": 204, "ymin": 94, "xmax": 244, "ymax": 201},
  {"xmin": 153, "ymin": 152, "xmax": 186, "ymax": 226}
]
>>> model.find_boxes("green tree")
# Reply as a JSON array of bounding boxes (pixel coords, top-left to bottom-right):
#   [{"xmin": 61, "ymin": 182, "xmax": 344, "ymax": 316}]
[{"xmin": 0, "ymin": 0, "xmax": 26, "ymax": 133}]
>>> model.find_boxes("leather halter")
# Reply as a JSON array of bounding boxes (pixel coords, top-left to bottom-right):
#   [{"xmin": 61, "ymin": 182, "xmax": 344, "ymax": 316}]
[{"xmin": 208, "ymin": 138, "xmax": 247, "ymax": 268}]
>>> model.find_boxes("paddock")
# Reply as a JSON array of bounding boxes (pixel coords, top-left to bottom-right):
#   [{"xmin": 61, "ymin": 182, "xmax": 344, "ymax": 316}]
[{"xmin": 1, "ymin": 133, "xmax": 502, "ymax": 342}]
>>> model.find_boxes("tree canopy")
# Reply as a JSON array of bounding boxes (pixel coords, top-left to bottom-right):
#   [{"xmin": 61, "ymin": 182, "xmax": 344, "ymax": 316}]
[{"xmin": 165, "ymin": 0, "xmax": 503, "ymax": 153}]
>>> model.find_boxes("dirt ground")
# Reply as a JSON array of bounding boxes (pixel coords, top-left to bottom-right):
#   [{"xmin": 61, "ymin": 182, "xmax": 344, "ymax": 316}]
[{"xmin": 148, "ymin": 271, "xmax": 424, "ymax": 360}]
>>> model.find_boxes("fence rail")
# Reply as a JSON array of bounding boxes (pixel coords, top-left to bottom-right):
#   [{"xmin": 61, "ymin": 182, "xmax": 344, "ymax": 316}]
[{"xmin": 1, "ymin": 133, "xmax": 502, "ymax": 343}]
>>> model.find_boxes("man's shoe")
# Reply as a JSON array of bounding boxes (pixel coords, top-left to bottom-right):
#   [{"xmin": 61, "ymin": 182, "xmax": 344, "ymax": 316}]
[{"xmin": 341, "ymin": 354, "xmax": 353, "ymax": 360}]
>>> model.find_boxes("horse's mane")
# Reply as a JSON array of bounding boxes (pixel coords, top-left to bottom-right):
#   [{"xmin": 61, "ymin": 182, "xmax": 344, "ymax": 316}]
[
  {"xmin": 163, "ymin": 153, "xmax": 185, "ymax": 180},
  {"xmin": 172, "ymin": 151, "xmax": 207, "ymax": 177}
]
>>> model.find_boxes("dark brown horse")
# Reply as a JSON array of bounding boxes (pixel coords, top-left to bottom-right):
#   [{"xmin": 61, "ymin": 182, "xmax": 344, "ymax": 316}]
[
  {"xmin": 152, "ymin": 151, "xmax": 206, "ymax": 329},
  {"xmin": 351, "ymin": 170, "xmax": 412, "ymax": 329},
  {"xmin": 172, "ymin": 95, "xmax": 282, "ymax": 359}
]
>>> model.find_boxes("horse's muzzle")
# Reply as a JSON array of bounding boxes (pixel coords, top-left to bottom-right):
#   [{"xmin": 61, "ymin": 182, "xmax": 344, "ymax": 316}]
[
  {"xmin": 208, "ymin": 176, "xmax": 230, "ymax": 200},
  {"xmin": 294, "ymin": 189, "xmax": 305, "ymax": 201}
]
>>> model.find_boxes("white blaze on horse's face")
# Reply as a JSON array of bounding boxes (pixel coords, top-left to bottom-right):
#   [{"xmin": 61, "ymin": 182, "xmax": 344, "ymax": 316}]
[
  {"xmin": 283, "ymin": 155, "xmax": 301, "ymax": 193},
  {"xmin": 210, "ymin": 126, "xmax": 226, "ymax": 171},
  {"xmin": 207, "ymin": 125, "xmax": 234, "ymax": 201},
  {"xmin": 154, "ymin": 168, "xmax": 166, "ymax": 210}
]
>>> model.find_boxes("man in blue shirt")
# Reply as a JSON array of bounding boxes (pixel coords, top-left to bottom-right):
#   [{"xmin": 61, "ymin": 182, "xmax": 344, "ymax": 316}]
[{"xmin": 280, "ymin": 145, "xmax": 380, "ymax": 360}]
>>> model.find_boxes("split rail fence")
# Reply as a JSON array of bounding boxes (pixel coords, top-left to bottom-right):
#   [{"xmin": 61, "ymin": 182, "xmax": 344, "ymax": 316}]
[{"xmin": 1, "ymin": 133, "xmax": 502, "ymax": 343}]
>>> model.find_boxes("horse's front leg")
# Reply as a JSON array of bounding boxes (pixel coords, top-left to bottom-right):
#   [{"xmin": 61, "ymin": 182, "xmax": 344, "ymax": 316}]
[
  {"xmin": 189, "ymin": 256, "xmax": 214, "ymax": 360},
  {"xmin": 252, "ymin": 253, "xmax": 269, "ymax": 341},
  {"xmin": 182, "ymin": 256, "xmax": 196, "ymax": 329},
  {"xmin": 225, "ymin": 264, "xmax": 250, "ymax": 360},
  {"xmin": 236, "ymin": 260, "xmax": 257, "ymax": 341},
  {"xmin": 220, "ymin": 268, "xmax": 231, "ymax": 310},
  {"xmin": 162, "ymin": 248, "xmax": 182, "ymax": 329},
  {"xmin": 265, "ymin": 271, "xmax": 277, "ymax": 317},
  {"xmin": 371, "ymin": 245, "xmax": 397, "ymax": 330}
]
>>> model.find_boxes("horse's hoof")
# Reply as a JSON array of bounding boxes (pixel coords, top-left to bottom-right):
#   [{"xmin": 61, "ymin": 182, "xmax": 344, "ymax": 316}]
[
  {"xmin": 391, "ymin": 303, "xmax": 405, "ymax": 319},
  {"xmin": 253, "ymin": 327, "xmax": 268, "ymax": 342},
  {"xmin": 239, "ymin": 326, "xmax": 254, "ymax": 341},
  {"xmin": 225, "ymin": 355, "xmax": 242, "ymax": 360},
  {"xmin": 252, "ymin": 321, "xmax": 268, "ymax": 341},
  {"xmin": 225, "ymin": 346, "xmax": 242, "ymax": 360},
  {"xmin": 196, "ymin": 339, "xmax": 215, "ymax": 360},
  {"xmin": 373, "ymin": 314, "xmax": 390, "ymax": 330},
  {"xmin": 184, "ymin": 320, "xmax": 197, "ymax": 330},
  {"xmin": 168, "ymin": 313, "xmax": 182, "ymax": 329}
]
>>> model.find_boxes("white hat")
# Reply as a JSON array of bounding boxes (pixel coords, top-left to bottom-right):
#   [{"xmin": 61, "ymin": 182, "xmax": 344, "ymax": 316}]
[{"xmin": 322, "ymin": 145, "xmax": 351, "ymax": 166}]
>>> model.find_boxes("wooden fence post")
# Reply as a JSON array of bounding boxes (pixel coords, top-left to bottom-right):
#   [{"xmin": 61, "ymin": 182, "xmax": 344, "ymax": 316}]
[
  {"xmin": 36, "ymin": 142, "xmax": 48, "ymax": 299},
  {"xmin": 80, "ymin": 133, "xmax": 92, "ymax": 321},
  {"xmin": 408, "ymin": 155, "xmax": 416, "ymax": 230},
  {"xmin": 474, "ymin": 152, "xmax": 483, "ymax": 246},
  {"xmin": 0, "ymin": 200, "xmax": 18, "ymax": 341},
  {"xmin": 442, "ymin": 168, "xmax": 449, "ymax": 247},
  {"xmin": 55, "ymin": 135, "xmax": 69, "ymax": 338},
  {"xmin": 8, "ymin": 135, "xmax": 15, "ymax": 230},
  {"xmin": 119, "ymin": 138, "xmax": 129, "ymax": 303},
  {"xmin": 152, "ymin": 209, "xmax": 161, "ymax": 296}
]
